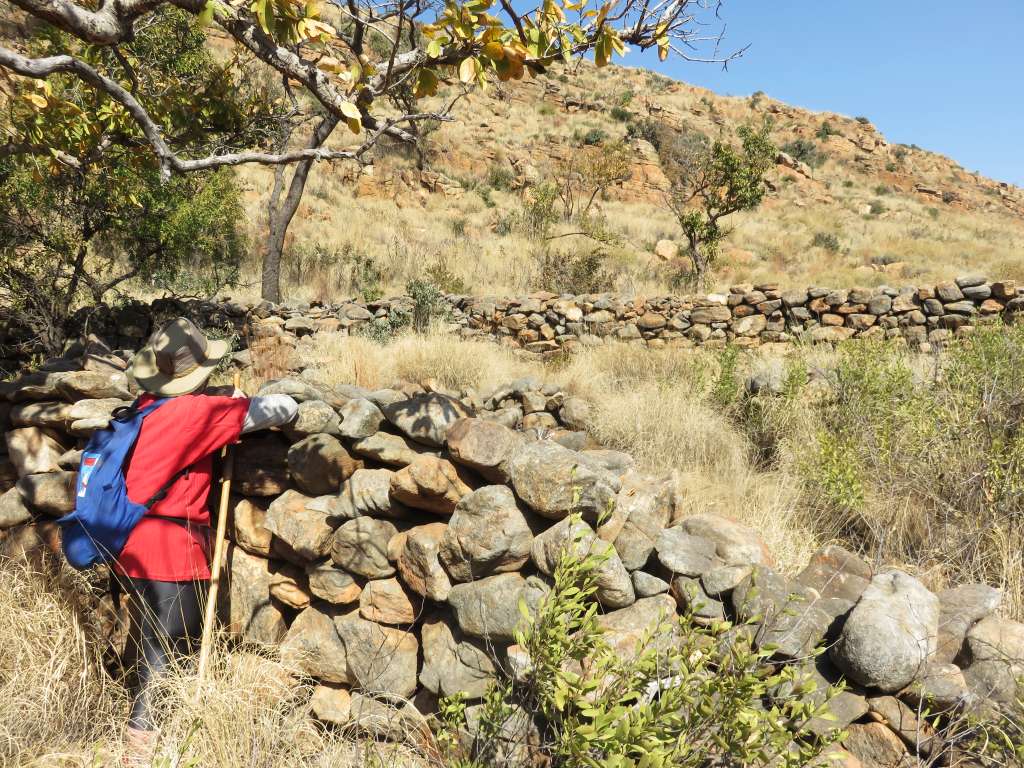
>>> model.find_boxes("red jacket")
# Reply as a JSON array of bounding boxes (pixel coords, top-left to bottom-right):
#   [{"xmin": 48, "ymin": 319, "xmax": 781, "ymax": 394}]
[{"xmin": 115, "ymin": 393, "xmax": 249, "ymax": 582}]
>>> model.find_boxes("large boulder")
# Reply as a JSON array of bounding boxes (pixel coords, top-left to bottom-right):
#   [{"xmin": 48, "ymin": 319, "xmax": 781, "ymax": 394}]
[
  {"xmin": 934, "ymin": 584, "xmax": 1002, "ymax": 663},
  {"xmin": 287, "ymin": 434, "xmax": 357, "ymax": 495},
  {"xmin": 509, "ymin": 441, "xmax": 618, "ymax": 520},
  {"xmin": 305, "ymin": 561, "xmax": 362, "ymax": 605},
  {"xmin": 334, "ymin": 612, "xmax": 418, "ymax": 697},
  {"xmin": 268, "ymin": 562, "xmax": 311, "ymax": 609},
  {"xmin": 677, "ymin": 514, "xmax": 770, "ymax": 567},
  {"xmin": 282, "ymin": 400, "xmax": 341, "ymax": 440},
  {"xmin": 349, "ymin": 431, "xmax": 439, "ymax": 467},
  {"xmin": 56, "ymin": 371, "xmax": 132, "ymax": 401},
  {"xmin": 732, "ymin": 565, "xmax": 833, "ymax": 659},
  {"xmin": 233, "ymin": 434, "xmax": 291, "ymax": 496},
  {"xmin": 10, "ymin": 401, "xmax": 75, "ymax": 429},
  {"xmin": 447, "ymin": 572, "xmax": 548, "ymax": 642},
  {"xmin": 0, "ymin": 487, "xmax": 32, "ymax": 529},
  {"xmin": 334, "ymin": 468, "xmax": 406, "ymax": 520},
  {"xmin": 262, "ymin": 489, "xmax": 336, "ymax": 563},
  {"xmin": 446, "ymin": 418, "xmax": 522, "ymax": 483},
  {"xmin": 230, "ymin": 497, "xmax": 273, "ymax": 557},
  {"xmin": 963, "ymin": 616, "xmax": 1024, "ymax": 704},
  {"xmin": 16, "ymin": 471, "xmax": 76, "ymax": 515},
  {"xmin": 419, "ymin": 612, "xmax": 496, "ymax": 699},
  {"xmin": 389, "ymin": 455, "xmax": 472, "ymax": 515},
  {"xmin": 67, "ymin": 398, "xmax": 129, "ymax": 434},
  {"xmin": 831, "ymin": 570, "xmax": 940, "ymax": 692},
  {"xmin": 338, "ymin": 398, "xmax": 385, "ymax": 439},
  {"xmin": 330, "ymin": 517, "xmax": 398, "ymax": 578},
  {"xmin": 280, "ymin": 603, "xmax": 350, "ymax": 683},
  {"xmin": 439, "ymin": 485, "xmax": 534, "ymax": 582},
  {"xmin": 597, "ymin": 595, "xmax": 680, "ymax": 660},
  {"xmin": 348, "ymin": 694, "xmax": 429, "ymax": 742},
  {"xmin": 606, "ymin": 474, "xmax": 673, "ymax": 571},
  {"xmin": 219, "ymin": 544, "xmax": 287, "ymax": 646},
  {"xmin": 5, "ymin": 427, "xmax": 69, "ymax": 477},
  {"xmin": 654, "ymin": 528, "xmax": 720, "ymax": 577},
  {"xmin": 310, "ymin": 684, "xmax": 352, "ymax": 726},
  {"xmin": 382, "ymin": 393, "xmax": 473, "ymax": 447},
  {"xmin": 359, "ymin": 577, "xmax": 420, "ymax": 625},
  {"xmin": 531, "ymin": 517, "xmax": 635, "ymax": 609},
  {"xmin": 396, "ymin": 522, "xmax": 452, "ymax": 602}
]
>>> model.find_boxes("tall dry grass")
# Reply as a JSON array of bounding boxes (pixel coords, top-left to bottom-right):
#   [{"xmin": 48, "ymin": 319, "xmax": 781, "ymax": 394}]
[
  {"xmin": 0, "ymin": 558, "xmax": 426, "ymax": 767},
  {"xmin": 303, "ymin": 331, "xmax": 820, "ymax": 572}
]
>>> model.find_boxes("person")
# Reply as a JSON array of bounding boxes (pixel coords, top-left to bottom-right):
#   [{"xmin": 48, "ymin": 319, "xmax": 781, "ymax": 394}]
[{"xmin": 118, "ymin": 317, "xmax": 297, "ymax": 759}]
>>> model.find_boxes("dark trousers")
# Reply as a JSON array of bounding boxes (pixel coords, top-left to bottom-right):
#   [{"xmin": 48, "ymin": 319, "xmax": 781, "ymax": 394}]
[{"xmin": 121, "ymin": 577, "xmax": 206, "ymax": 730}]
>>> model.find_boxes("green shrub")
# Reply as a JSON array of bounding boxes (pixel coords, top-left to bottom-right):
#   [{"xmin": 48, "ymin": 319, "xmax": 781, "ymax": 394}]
[
  {"xmin": 451, "ymin": 217, "xmax": 468, "ymax": 237},
  {"xmin": 874, "ymin": 184, "xmax": 891, "ymax": 195},
  {"xmin": 486, "ymin": 164, "xmax": 516, "ymax": 191},
  {"xmin": 854, "ymin": 115, "xmax": 870, "ymax": 124},
  {"xmin": 842, "ymin": 179, "xmax": 855, "ymax": 188},
  {"xmin": 625, "ymin": 117, "xmax": 663, "ymax": 150},
  {"xmin": 780, "ymin": 139, "xmax": 826, "ymax": 169},
  {"xmin": 406, "ymin": 278, "xmax": 450, "ymax": 332},
  {"xmin": 581, "ymin": 127, "xmax": 607, "ymax": 146},
  {"xmin": 811, "ymin": 232, "xmax": 841, "ymax": 253},
  {"xmin": 436, "ymin": 515, "xmax": 840, "ymax": 768},
  {"xmin": 534, "ymin": 248, "xmax": 614, "ymax": 294},
  {"xmin": 609, "ymin": 105, "xmax": 631, "ymax": 122},
  {"xmin": 538, "ymin": 103, "xmax": 555, "ymax": 116},
  {"xmin": 927, "ymin": 207, "xmax": 940, "ymax": 220},
  {"xmin": 816, "ymin": 121, "xmax": 837, "ymax": 140},
  {"xmin": 762, "ymin": 329, "xmax": 1024, "ymax": 617},
  {"xmin": 869, "ymin": 200, "xmax": 886, "ymax": 216}
]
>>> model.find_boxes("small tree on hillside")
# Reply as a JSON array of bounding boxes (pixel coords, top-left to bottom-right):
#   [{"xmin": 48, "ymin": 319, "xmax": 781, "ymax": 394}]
[
  {"xmin": 553, "ymin": 139, "xmax": 634, "ymax": 222},
  {"xmin": 665, "ymin": 121, "xmax": 776, "ymax": 287}
]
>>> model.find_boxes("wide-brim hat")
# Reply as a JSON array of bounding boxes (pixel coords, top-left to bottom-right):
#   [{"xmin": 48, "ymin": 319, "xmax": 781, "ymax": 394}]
[{"xmin": 129, "ymin": 317, "xmax": 230, "ymax": 396}]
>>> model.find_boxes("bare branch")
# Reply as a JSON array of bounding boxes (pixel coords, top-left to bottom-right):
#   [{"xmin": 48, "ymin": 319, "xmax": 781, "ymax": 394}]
[{"xmin": 6, "ymin": 0, "xmax": 198, "ymax": 44}]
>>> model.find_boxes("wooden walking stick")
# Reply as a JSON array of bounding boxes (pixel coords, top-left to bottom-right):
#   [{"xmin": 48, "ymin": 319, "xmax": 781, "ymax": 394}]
[{"xmin": 194, "ymin": 373, "xmax": 241, "ymax": 701}]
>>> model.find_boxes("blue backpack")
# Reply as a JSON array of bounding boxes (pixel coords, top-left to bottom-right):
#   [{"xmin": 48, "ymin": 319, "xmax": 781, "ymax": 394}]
[{"xmin": 59, "ymin": 398, "xmax": 184, "ymax": 570}]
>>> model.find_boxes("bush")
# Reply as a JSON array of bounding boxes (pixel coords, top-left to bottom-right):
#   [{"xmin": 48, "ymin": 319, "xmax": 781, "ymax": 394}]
[
  {"xmin": 869, "ymin": 200, "xmax": 886, "ymax": 216},
  {"xmin": 538, "ymin": 103, "xmax": 555, "ymax": 116},
  {"xmin": 436, "ymin": 516, "xmax": 841, "ymax": 768},
  {"xmin": 581, "ymin": 128, "xmax": 607, "ymax": 146},
  {"xmin": 404, "ymin": 278, "xmax": 452, "ymax": 332},
  {"xmin": 780, "ymin": 139, "xmax": 825, "ymax": 169},
  {"xmin": 609, "ymin": 105, "xmax": 631, "ymax": 122},
  {"xmin": 425, "ymin": 257, "xmax": 469, "ymax": 294},
  {"xmin": 625, "ymin": 117, "xmax": 663, "ymax": 150},
  {"xmin": 811, "ymin": 232, "xmax": 841, "ymax": 253},
  {"xmin": 451, "ymin": 217, "xmax": 468, "ymax": 237},
  {"xmin": 743, "ymin": 328, "xmax": 1024, "ymax": 618},
  {"xmin": 534, "ymin": 248, "xmax": 614, "ymax": 294},
  {"xmin": 855, "ymin": 115, "xmax": 871, "ymax": 124},
  {"xmin": 874, "ymin": 184, "xmax": 891, "ymax": 195},
  {"xmin": 486, "ymin": 164, "xmax": 516, "ymax": 191},
  {"xmin": 816, "ymin": 121, "xmax": 837, "ymax": 140}
]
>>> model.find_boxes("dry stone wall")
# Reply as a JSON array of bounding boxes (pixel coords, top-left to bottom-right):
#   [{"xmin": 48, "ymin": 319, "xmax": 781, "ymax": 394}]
[
  {"xmin": 1, "ymin": 275, "xmax": 1022, "ymax": 373},
  {"xmin": 1, "ymin": 343, "xmax": 1023, "ymax": 767}
]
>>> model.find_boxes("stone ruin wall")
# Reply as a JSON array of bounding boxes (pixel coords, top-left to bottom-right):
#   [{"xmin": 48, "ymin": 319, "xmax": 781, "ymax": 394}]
[
  {"xmin": 1, "ymin": 275, "xmax": 1023, "ymax": 374},
  {"xmin": 1, "ymin": 334, "xmax": 1023, "ymax": 767}
]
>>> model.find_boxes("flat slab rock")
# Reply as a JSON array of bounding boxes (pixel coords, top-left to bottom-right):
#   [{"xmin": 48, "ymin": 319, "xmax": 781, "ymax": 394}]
[{"xmin": 382, "ymin": 393, "xmax": 473, "ymax": 447}]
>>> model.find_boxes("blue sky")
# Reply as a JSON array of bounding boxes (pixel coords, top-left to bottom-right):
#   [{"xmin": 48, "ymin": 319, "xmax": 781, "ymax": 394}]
[{"xmin": 622, "ymin": 1, "xmax": 1024, "ymax": 186}]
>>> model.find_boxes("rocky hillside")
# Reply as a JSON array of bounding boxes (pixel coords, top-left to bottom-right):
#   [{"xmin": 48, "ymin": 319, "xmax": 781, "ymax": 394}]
[{"xmin": 250, "ymin": 61, "xmax": 1024, "ymax": 301}]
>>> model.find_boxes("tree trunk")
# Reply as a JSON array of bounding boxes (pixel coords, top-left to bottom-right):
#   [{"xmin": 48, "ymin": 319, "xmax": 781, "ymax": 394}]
[
  {"xmin": 261, "ymin": 116, "xmax": 339, "ymax": 303},
  {"xmin": 688, "ymin": 233, "xmax": 707, "ymax": 288}
]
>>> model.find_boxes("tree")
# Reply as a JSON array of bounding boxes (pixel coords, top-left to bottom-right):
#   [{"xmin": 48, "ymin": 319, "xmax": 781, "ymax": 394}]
[
  {"xmin": 665, "ymin": 121, "xmax": 775, "ymax": 287},
  {"xmin": 0, "ymin": 0, "xmax": 746, "ymax": 302},
  {"xmin": 0, "ymin": 11, "xmax": 251, "ymax": 354},
  {"xmin": 553, "ymin": 139, "xmax": 633, "ymax": 222}
]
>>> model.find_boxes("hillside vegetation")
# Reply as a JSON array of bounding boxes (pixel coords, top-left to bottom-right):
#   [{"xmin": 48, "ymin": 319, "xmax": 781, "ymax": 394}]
[{"xmin": 236, "ymin": 62, "xmax": 1024, "ymax": 302}]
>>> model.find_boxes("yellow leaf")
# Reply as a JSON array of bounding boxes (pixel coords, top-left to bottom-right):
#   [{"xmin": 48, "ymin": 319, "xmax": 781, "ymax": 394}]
[
  {"xmin": 482, "ymin": 41, "xmax": 504, "ymax": 60},
  {"xmin": 415, "ymin": 68, "xmax": 439, "ymax": 97},
  {"xmin": 340, "ymin": 101, "xmax": 361, "ymax": 120},
  {"xmin": 317, "ymin": 55, "xmax": 345, "ymax": 72},
  {"xmin": 24, "ymin": 92, "xmax": 47, "ymax": 109},
  {"xmin": 458, "ymin": 56, "xmax": 478, "ymax": 83},
  {"xmin": 345, "ymin": 116, "xmax": 362, "ymax": 134}
]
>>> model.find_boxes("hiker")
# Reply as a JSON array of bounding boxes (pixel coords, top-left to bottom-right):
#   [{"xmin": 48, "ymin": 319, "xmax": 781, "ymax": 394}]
[{"xmin": 117, "ymin": 317, "xmax": 298, "ymax": 756}]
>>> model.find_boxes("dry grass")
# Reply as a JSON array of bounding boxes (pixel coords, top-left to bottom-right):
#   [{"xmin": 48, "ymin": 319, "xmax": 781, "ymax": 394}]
[
  {"xmin": 303, "ymin": 331, "xmax": 820, "ymax": 572},
  {"xmin": 223, "ymin": 61, "xmax": 1024, "ymax": 304},
  {"xmin": 0, "ymin": 558, "xmax": 427, "ymax": 768}
]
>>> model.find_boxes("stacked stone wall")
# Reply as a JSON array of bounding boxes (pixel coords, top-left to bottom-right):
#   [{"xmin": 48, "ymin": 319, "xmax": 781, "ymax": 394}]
[
  {"xmin": 1, "ymin": 344, "xmax": 1023, "ymax": 766},
  {"xmin": 1, "ymin": 275, "xmax": 1022, "ymax": 373}
]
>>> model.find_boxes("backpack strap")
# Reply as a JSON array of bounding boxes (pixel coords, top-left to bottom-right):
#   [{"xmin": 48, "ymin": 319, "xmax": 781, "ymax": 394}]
[{"xmin": 143, "ymin": 467, "xmax": 188, "ymax": 510}]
